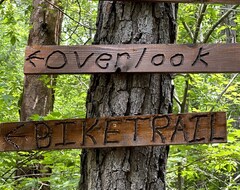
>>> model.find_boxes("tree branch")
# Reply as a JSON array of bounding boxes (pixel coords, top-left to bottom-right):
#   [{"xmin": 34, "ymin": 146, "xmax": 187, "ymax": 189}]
[
  {"xmin": 2, "ymin": 151, "xmax": 41, "ymax": 183},
  {"xmin": 182, "ymin": 21, "xmax": 194, "ymax": 41},
  {"xmin": 193, "ymin": 4, "xmax": 208, "ymax": 43},
  {"xmin": 173, "ymin": 93, "xmax": 182, "ymax": 112},
  {"xmin": 167, "ymin": 156, "xmax": 206, "ymax": 174},
  {"xmin": 203, "ymin": 4, "xmax": 239, "ymax": 43},
  {"xmin": 0, "ymin": 0, "xmax": 5, "ymax": 5},
  {"xmin": 181, "ymin": 76, "xmax": 190, "ymax": 113},
  {"xmin": 196, "ymin": 168, "xmax": 229, "ymax": 186},
  {"xmin": 173, "ymin": 94, "xmax": 182, "ymax": 108},
  {"xmin": 44, "ymin": 0, "xmax": 95, "ymax": 30},
  {"xmin": 210, "ymin": 73, "xmax": 239, "ymax": 112},
  {"xmin": 62, "ymin": 1, "xmax": 81, "ymax": 42}
]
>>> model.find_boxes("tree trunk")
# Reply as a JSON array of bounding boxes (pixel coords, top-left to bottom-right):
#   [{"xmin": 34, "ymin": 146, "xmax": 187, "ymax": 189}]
[
  {"xmin": 80, "ymin": 2, "xmax": 177, "ymax": 190},
  {"xmin": 20, "ymin": 0, "xmax": 62, "ymax": 120},
  {"xmin": 223, "ymin": 5, "xmax": 236, "ymax": 44},
  {"xmin": 17, "ymin": 1, "xmax": 62, "ymax": 189}
]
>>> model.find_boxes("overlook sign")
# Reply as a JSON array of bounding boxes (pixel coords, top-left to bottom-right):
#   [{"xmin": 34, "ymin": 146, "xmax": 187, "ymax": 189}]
[
  {"xmin": 24, "ymin": 44, "xmax": 240, "ymax": 74},
  {"xmin": 0, "ymin": 112, "xmax": 226, "ymax": 151}
]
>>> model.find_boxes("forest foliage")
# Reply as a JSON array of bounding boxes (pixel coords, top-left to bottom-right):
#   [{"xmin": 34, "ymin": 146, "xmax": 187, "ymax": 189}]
[{"xmin": 0, "ymin": 0, "xmax": 239, "ymax": 189}]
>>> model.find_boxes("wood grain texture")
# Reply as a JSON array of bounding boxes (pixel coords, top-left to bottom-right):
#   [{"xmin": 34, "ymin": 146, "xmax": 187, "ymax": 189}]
[
  {"xmin": 25, "ymin": 44, "xmax": 240, "ymax": 74},
  {"xmin": 0, "ymin": 112, "xmax": 227, "ymax": 151},
  {"xmin": 108, "ymin": 0, "xmax": 240, "ymax": 4}
]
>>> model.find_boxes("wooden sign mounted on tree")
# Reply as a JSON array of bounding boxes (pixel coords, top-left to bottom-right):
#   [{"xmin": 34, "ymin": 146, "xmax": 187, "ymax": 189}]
[
  {"xmin": 0, "ymin": 112, "xmax": 226, "ymax": 151},
  {"xmin": 110, "ymin": 0, "xmax": 240, "ymax": 4},
  {"xmin": 24, "ymin": 44, "xmax": 240, "ymax": 74}
]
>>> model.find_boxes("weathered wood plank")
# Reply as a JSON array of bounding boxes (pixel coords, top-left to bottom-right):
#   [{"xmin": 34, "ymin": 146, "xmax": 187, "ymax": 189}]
[
  {"xmin": 0, "ymin": 112, "xmax": 227, "ymax": 151},
  {"xmin": 109, "ymin": 0, "xmax": 240, "ymax": 4},
  {"xmin": 24, "ymin": 44, "xmax": 240, "ymax": 74}
]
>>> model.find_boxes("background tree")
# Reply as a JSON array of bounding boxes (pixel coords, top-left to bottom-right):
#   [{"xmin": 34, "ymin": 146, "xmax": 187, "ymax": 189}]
[
  {"xmin": 167, "ymin": 3, "xmax": 240, "ymax": 189},
  {"xmin": 17, "ymin": 0, "xmax": 62, "ymax": 189}
]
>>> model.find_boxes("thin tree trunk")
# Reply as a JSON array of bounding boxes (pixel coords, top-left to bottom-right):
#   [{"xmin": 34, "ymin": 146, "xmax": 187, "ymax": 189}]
[
  {"xmin": 80, "ymin": 2, "xmax": 177, "ymax": 190},
  {"xmin": 223, "ymin": 5, "xmax": 236, "ymax": 44},
  {"xmin": 17, "ymin": 1, "xmax": 62, "ymax": 189}
]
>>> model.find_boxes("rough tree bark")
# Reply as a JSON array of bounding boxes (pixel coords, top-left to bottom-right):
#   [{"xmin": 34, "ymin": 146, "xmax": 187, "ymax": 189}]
[
  {"xmin": 20, "ymin": 0, "xmax": 62, "ymax": 120},
  {"xmin": 80, "ymin": 2, "xmax": 177, "ymax": 190},
  {"xmin": 17, "ymin": 0, "xmax": 62, "ymax": 189}
]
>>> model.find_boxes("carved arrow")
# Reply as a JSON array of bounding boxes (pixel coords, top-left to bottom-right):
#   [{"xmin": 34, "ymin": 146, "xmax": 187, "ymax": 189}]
[
  {"xmin": 4, "ymin": 124, "xmax": 26, "ymax": 149},
  {"xmin": 25, "ymin": 50, "xmax": 44, "ymax": 67}
]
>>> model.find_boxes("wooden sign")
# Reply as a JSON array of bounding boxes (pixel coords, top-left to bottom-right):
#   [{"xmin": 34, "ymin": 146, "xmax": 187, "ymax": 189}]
[
  {"xmin": 0, "ymin": 112, "xmax": 226, "ymax": 151},
  {"xmin": 24, "ymin": 44, "xmax": 240, "ymax": 74},
  {"xmin": 113, "ymin": 0, "xmax": 240, "ymax": 4}
]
